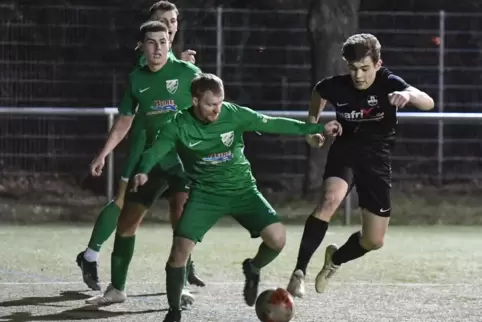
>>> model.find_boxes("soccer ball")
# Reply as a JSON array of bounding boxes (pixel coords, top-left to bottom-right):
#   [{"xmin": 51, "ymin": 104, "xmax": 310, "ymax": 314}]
[{"xmin": 255, "ymin": 288, "xmax": 295, "ymax": 322}]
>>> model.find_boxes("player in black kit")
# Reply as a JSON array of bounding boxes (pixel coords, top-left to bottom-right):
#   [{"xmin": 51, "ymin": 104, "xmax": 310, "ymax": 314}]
[{"xmin": 287, "ymin": 33, "xmax": 435, "ymax": 297}]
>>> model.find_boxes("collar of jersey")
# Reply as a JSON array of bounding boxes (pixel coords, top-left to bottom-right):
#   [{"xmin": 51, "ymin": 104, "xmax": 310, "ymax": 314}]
[{"xmin": 143, "ymin": 55, "xmax": 174, "ymax": 73}]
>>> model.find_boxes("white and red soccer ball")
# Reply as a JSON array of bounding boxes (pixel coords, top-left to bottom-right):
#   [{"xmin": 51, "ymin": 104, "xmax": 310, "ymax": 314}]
[{"xmin": 255, "ymin": 288, "xmax": 295, "ymax": 322}]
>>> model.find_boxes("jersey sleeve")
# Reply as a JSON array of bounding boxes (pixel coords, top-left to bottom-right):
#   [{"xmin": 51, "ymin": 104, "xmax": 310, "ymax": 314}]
[
  {"xmin": 136, "ymin": 122, "xmax": 178, "ymax": 174},
  {"xmin": 314, "ymin": 78, "xmax": 333, "ymax": 100},
  {"xmin": 118, "ymin": 75, "xmax": 138, "ymax": 116},
  {"xmin": 234, "ymin": 104, "xmax": 324, "ymax": 135},
  {"xmin": 120, "ymin": 115, "xmax": 147, "ymax": 180},
  {"xmin": 384, "ymin": 70, "xmax": 410, "ymax": 92}
]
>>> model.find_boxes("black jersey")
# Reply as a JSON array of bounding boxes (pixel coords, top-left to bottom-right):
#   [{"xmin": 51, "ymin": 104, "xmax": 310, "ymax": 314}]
[{"xmin": 315, "ymin": 67, "xmax": 409, "ymax": 142}]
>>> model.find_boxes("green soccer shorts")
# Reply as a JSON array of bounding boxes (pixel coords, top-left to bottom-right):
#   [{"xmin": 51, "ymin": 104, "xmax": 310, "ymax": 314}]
[
  {"xmin": 124, "ymin": 154, "xmax": 190, "ymax": 208},
  {"xmin": 174, "ymin": 187, "xmax": 281, "ymax": 242}
]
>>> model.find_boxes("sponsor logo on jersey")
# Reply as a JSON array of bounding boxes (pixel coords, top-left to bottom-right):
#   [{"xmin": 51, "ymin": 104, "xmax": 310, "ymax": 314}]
[
  {"xmin": 147, "ymin": 99, "xmax": 177, "ymax": 115},
  {"xmin": 166, "ymin": 79, "xmax": 179, "ymax": 94},
  {"xmin": 220, "ymin": 131, "xmax": 234, "ymax": 147},
  {"xmin": 335, "ymin": 95, "xmax": 383, "ymax": 122},
  {"xmin": 200, "ymin": 151, "xmax": 233, "ymax": 164},
  {"xmin": 337, "ymin": 108, "xmax": 384, "ymax": 122}
]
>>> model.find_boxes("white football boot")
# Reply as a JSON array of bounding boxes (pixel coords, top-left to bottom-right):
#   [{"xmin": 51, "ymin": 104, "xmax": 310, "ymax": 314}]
[
  {"xmin": 315, "ymin": 244, "xmax": 340, "ymax": 293},
  {"xmin": 85, "ymin": 283, "xmax": 126, "ymax": 306},
  {"xmin": 180, "ymin": 288, "xmax": 195, "ymax": 308},
  {"xmin": 287, "ymin": 269, "xmax": 305, "ymax": 298}
]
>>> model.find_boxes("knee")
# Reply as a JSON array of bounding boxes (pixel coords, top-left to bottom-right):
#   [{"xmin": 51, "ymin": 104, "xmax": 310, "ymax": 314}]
[
  {"xmin": 360, "ymin": 235, "xmax": 385, "ymax": 251},
  {"xmin": 270, "ymin": 233, "xmax": 286, "ymax": 251},
  {"xmin": 261, "ymin": 224, "xmax": 286, "ymax": 251},
  {"xmin": 313, "ymin": 191, "xmax": 344, "ymax": 221}
]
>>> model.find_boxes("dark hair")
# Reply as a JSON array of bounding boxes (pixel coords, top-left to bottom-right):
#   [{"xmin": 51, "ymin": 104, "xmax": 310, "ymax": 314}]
[
  {"xmin": 148, "ymin": 1, "xmax": 179, "ymax": 17},
  {"xmin": 190, "ymin": 73, "xmax": 224, "ymax": 98},
  {"xmin": 341, "ymin": 33, "xmax": 381, "ymax": 63},
  {"xmin": 138, "ymin": 20, "xmax": 168, "ymax": 42}
]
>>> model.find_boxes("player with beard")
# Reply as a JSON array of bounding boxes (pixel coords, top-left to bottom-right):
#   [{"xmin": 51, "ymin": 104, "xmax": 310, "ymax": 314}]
[
  {"xmin": 130, "ymin": 73, "xmax": 343, "ymax": 321},
  {"xmin": 286, "ymin": 33, "xmax": 435, "ymax": 297}
]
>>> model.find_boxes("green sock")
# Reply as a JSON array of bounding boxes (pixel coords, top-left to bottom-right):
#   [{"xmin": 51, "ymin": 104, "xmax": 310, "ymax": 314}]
[
  {"xmin": 166, "ymin": 264, "xmax": 186, "ymax": 309},
  {"xmin": 251, "ymin": 242, "xmax": 281, "ymax": 271},
  {"xmin": 87, "ymin": 201, "xmax": 121, "ymax": 251},
  {"xmin": 111, "ymin": 234, "xmax": 136, "ymax": 291}
]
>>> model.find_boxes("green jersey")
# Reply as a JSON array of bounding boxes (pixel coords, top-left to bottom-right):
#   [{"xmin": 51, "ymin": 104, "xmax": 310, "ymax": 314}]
[
  {"xmin": 137, "ymin": 102, "xmax": 324, "ymax": 194},
  {"xmin": 119, "ymin": 56, "xmax": 200, "ymax": 177}
]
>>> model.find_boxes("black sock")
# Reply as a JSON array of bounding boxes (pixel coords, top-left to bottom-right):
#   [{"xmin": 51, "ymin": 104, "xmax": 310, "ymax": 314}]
[
  {"xmin": 294, "ymin": 216, "xmax": 329, "ymax": 275},
  {"xmin": 331, "ymin": 231, "xmax": 369, "ymax": 266}
]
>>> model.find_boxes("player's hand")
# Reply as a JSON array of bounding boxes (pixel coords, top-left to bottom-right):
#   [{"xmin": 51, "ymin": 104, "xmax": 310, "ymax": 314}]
[
  {"xmin": 388, "ymin": 91, "xmax": 410, "ymax": 108},
  {"xmin": 180, "ymin": 49, "xmax": 196, "ymax": 64},
  {"xmin": 90, "ymin": 155, "xmax": 105, "ymax": 177},
  {"xmin": 323, "ymin": 120, "xmax": 343, "ymax": 137},
  {"xmin": 131, "ymin": 173, "xmax": 148, "ymax": 192},
  {"xmin": 305, "ymin": 133, "xmax": 325, "ymax": 148}
]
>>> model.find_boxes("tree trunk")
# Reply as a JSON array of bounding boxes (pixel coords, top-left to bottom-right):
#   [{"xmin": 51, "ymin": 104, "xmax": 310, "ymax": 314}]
[{"xmin": 304, "ymin": 0, "xmax": 360, "ymax": 194}]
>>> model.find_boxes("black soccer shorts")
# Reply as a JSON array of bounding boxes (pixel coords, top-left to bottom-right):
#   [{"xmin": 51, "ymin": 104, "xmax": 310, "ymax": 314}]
[{"xmin": 322, "ymin": 139, "xmax": 393, "ymax": 217}]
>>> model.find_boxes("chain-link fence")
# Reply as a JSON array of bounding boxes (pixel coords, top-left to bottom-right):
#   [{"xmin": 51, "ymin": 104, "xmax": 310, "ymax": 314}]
[{"xmin": 1, "ymin": 5, "xmax": 482, "ymax": 197}]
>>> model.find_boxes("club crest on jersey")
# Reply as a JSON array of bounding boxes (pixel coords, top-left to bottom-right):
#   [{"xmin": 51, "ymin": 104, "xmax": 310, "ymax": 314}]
[
  {"xmin": 367, "ymin": 95, "xmax": 378, "ymax": 107},
  {"xmin": 220, "ymin": 131, "xmax": 234, "ymax": 147},
  {"xmin": 166, "ymin": 79, "xmax": 179, "ymax": 94}
]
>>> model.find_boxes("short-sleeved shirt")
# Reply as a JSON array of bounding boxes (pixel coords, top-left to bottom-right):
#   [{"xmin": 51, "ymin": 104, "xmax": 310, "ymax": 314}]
[
  {"xmin": 118, "ymin": 56, "xmax": 201, "ymax": 147},
  {"xmin": 315, "ymin": 67, "xmax": 410, "ymax": 142}
]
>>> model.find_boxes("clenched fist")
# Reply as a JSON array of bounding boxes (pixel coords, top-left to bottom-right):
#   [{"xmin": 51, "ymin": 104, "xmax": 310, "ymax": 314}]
[
  {"xmin": 131, "ymin": 173, "xmax": 148, "ymax": 192},
  {"xmin": 306, "ymin": 133, "xmax": 326, "ymax": 148},
  {"xmin": 323, "ymin": 120, "xmax": 343, "ymax": 137},
  {"xmin": 388, "ymin": 91, "xmax": 410, "ymax": 108},
  {"xmin": 180, "ymin": 49, "xmax": 196, "ymax": 64},
  {"xmin": 90, "ymin": 155, "xmax": 105, "ymax": 177}
]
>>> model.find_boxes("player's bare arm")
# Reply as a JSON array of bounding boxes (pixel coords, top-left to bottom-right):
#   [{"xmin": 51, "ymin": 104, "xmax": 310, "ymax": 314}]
[
  {"xmin": 306, "ymin": 88, "xmax": 329, "ymax": 148},
  {"xmin": 307, "ymin": 87, "xmax": 327, "ymax": 124},
  {"xmin": 388, "ymin": 86, "xmax": 434, "ymax": 110},
  {"xmin": 90, "ymin": 115, "xmax": 134, "ymax": 176}
]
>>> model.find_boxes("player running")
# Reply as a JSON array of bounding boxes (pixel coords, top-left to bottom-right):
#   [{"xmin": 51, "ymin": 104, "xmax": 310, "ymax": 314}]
[
  {"xmin": 129, "ymin": 73, "xmax": 342, "ymax": 322},
  {"xmin": 286, "ymin": 33, "xmax": 435, "ymax": 297},
  {"xmin": 83, "ymin": 21, "xmax": 200, "ymax": 307},
  {"xmin": 76, "ymin": 1, "xmax": 204, "ymax": 292}
]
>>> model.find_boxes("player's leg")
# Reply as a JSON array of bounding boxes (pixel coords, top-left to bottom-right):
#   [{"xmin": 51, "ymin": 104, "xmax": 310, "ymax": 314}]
[
  {"xmin": 166, "ymin": 165, "xmax": 205, "ymax": 287},
  {"xmin": 86, "ymin": 166, "xmax": 169, "ymax": 305},
  {"xmin": 231, "ymin": 188, "xmax": 285, "ymax": 307},
  {"xmin": 163, "ymin": 189, "xmax": 227, "ymax": 322},
  {"xmin": 315, "ymin": 149, "xmax": 392, "ymax": 293},
  {"xmin": 76, "ymin": 178, "xmax": 128, "ymax": 291},
  {"xmin": 287, "ymin": 142, "xmax": 353, "ymax": 297}
]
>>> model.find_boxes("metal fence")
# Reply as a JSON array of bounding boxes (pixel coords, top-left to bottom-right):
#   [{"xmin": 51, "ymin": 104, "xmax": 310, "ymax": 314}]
[{"xmin": 1, "ymin": 6, "xmax": 482, "ymax": 194}]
